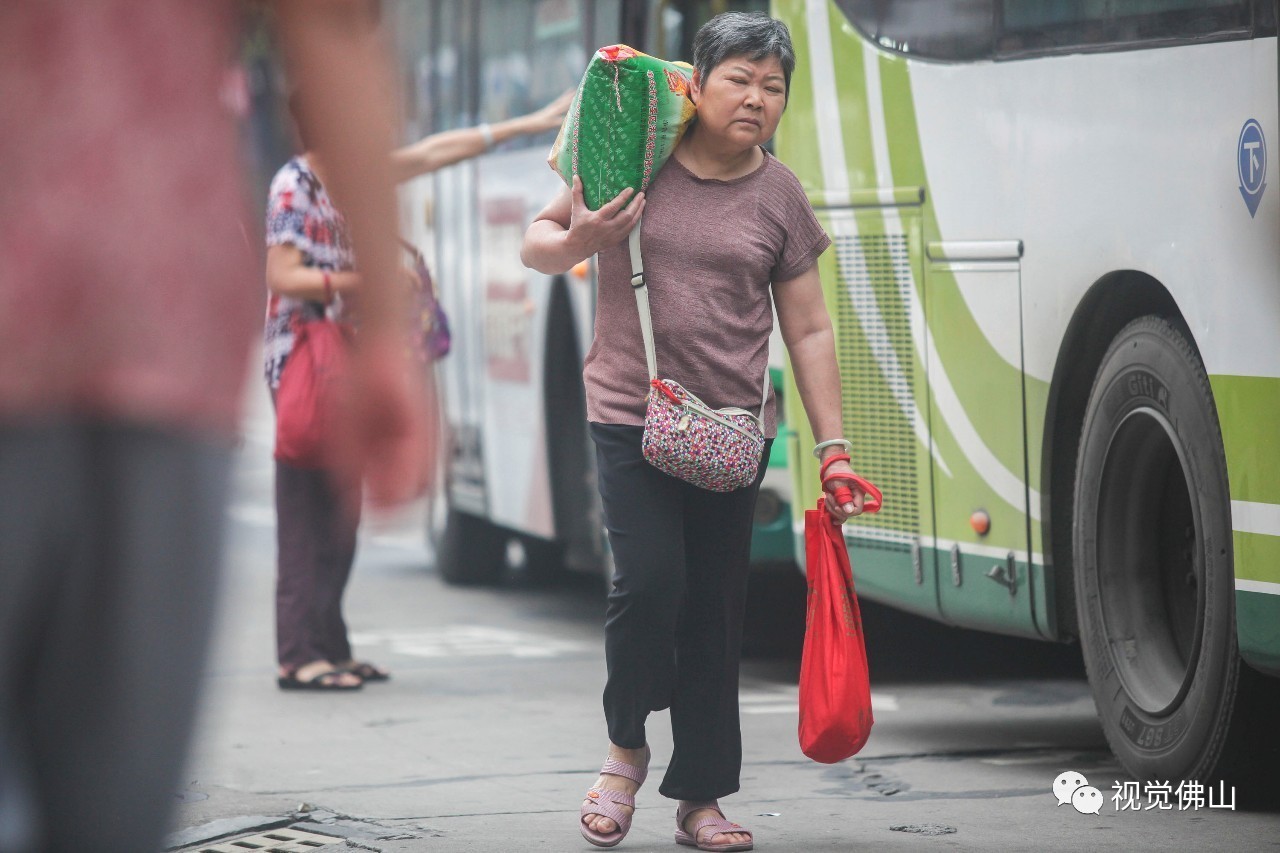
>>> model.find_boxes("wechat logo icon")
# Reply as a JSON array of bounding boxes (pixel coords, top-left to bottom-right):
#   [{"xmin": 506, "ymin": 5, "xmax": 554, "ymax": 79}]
[{"xmin": 1053, "ymin": 771, "xmax": 1103, "ymax": 815}]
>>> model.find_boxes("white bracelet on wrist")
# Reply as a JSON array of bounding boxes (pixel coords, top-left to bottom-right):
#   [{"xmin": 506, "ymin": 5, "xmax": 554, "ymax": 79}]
[
  {"xmin": 812, "ymin": 438, "xmax": 853, "ymax": 459},
  {"xmin": 478, "ymin": 123, "xmax": 496, "ymax": 150}
]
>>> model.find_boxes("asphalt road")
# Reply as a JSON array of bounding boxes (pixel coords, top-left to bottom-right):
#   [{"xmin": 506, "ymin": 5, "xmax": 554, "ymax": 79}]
[{"xmin": 167, "ymin": 387, "xmax": 1280, "ymax": 852}]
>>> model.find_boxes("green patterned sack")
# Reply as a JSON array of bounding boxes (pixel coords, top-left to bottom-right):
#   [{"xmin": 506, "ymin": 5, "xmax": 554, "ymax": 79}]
[{"xmin": 548, "ymin": 44, "xmax": 696, "ymax": 211}]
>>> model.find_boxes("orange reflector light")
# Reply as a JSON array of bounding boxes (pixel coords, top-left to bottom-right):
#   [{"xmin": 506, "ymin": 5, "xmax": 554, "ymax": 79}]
[
  {"xmin": 571, "ymin": 260, "xmax": 590, "ymax": 279},
  {"xmin": 970, "ymin": 510, "xmax": 991, "ymax": 536}
]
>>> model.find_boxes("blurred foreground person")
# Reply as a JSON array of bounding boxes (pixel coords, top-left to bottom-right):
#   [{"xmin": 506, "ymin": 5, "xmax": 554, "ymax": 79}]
[
  {"xmin": 0, "ymin": 2, "xmax": 431, "ymax": 850},
  {"xmin": 266, "ymin": 88, "xmax": 571, "ymax": 691}
]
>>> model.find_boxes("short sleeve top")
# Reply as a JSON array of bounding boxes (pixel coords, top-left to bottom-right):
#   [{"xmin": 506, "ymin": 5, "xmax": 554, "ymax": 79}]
[
  {"xmin": 583, "ymin": 149, "xmax": 831, "ymax": 437},
  {"xmin": 262, "ymin": 156, "xmax": 355, "ymax": 389}
]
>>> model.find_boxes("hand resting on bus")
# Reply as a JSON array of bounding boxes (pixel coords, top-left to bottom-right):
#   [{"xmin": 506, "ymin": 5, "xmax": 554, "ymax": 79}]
[{"xmin": 520, "ymin": 175, "xmax": 645, "ymax": 275}]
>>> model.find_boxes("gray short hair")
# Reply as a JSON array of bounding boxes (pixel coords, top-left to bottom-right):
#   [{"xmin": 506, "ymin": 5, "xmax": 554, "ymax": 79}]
[{"xmin": 692, "ymin": 12, "xmax": 796, "ymax": 101}]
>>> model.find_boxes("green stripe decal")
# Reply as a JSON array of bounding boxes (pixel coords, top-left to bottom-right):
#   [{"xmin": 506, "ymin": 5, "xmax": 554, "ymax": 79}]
[
  {"xmin": 1210, "ymin": 374, "xmax": 1280, "ymax": 505},
  {"xmin": 773, "ymin": 0, "xmax": 821, "ymax": 193},
  {"xmin": 1233, "ymin": 531, "xmax": 1280, "ymax": 585}
]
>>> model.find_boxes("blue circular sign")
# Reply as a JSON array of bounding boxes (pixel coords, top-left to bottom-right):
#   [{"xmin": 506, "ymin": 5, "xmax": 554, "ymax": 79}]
[
  {"xmin": 1238, "ymin": 119, "xmax": 1266, "ymax": 195},
  {"xmin": 1238, "ymin": 119, "xmax": 1267, "ymax": 217}
]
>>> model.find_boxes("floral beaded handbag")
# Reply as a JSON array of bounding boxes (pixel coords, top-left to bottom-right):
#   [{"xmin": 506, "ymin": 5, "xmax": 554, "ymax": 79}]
[{"xmin": 627, "ymin": 220, "xmax": 768, "ymax": 492}]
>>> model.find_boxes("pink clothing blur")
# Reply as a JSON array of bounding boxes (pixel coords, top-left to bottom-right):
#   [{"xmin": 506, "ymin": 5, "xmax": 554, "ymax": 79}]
[
  {"xmin": 0, "ymin": 1, "xmax": 259, "ymax": 437},
  {"xmin": 585, "ymin": 150, "xmax": 831, "ymax": 438}
]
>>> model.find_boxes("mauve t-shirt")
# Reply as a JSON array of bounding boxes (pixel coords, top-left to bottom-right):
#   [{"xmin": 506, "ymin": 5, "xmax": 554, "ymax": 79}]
[{"xmin": 583, "ymin": 148, "xmax": 831, "ymax": 438}]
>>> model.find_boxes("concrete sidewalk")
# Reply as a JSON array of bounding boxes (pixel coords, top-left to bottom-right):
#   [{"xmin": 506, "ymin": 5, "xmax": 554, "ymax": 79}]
[{"xmin": 166, "ymin": 387, "xmax": 1280, "ymax": 851}]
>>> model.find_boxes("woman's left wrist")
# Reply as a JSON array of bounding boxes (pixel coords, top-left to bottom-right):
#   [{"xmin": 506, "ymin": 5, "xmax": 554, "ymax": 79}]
[{"xmin": 813, "ymin": 438, "xmax": 852, "ymax": 460}]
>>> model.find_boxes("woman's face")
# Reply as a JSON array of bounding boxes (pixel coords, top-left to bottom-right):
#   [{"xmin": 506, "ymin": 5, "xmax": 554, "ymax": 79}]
[{"xmin": 690, "ymin": 53, "xmax": 786, "ymax": 151}]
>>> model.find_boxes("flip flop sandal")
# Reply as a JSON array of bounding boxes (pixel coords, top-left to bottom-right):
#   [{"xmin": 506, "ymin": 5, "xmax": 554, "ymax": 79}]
[
  {"xmin": 276, "ymin": 668, "xmax": 363, "ymax": 691},
  {"xmin": 675, "ymin": 800, "xmax": 753, "ymax": 852},
  {"xmin": 342, "ymin": 661, "xmax": 390, "ymax": 682},
  {"xmin": 580, "ymin": 749, "xmax": 650, "ymax": 848}
]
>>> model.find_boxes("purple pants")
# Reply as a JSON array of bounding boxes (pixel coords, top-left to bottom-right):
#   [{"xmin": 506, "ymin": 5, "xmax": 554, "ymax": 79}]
[{"xmin": 274, "ymin": 459, "xmax": 361, "ymax": 670}]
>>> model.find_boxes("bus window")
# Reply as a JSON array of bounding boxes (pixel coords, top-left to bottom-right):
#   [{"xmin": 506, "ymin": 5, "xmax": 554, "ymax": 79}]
[
  {"xmin": 393, "ymin": 0, "xmax": 436, "ymax": 140},
  {"xmin": 999, "ymin": 0, "xmax": 1252, "ymax": 55},
  {"xmin": 647, "ymin": 0, "xmax": 771, "ymax": 62},
  {"xmin": 590, "ymin": 0, "xmax": 625, "ymax": 49},
  {"xmin": 436, "ymin": 1, "xmax": 479, "ymax": 131},
  {"xmin": 836, "ymin": 0, "xmax": 996, "ymax": 61},
  {"xmin": 479, "ymin": 0, "xmax": 584, "ymax": 150},
  {"xmin": 531, "ymin": 0, "xmax": 587, "ymax": 114}
]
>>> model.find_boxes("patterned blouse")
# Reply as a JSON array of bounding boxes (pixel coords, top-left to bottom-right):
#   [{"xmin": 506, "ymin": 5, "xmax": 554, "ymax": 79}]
[{"xmin": 263, "ymin": 156, "xmax": 354, "ymax": 389}]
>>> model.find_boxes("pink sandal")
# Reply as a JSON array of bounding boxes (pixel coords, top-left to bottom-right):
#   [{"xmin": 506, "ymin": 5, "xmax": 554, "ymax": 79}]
[
  {"xmin": 675, "ymin": 800, "xmax": 754, "ymax": 852},
  {"xmin": 579, "ymin": 748, "xmax": 650, "ymax": 848}
]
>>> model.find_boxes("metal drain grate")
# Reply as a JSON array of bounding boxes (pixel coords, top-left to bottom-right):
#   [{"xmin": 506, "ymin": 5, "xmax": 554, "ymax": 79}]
[{"xmin": 190, "ymin": 827, "xmax": 343, "ymax": 852}]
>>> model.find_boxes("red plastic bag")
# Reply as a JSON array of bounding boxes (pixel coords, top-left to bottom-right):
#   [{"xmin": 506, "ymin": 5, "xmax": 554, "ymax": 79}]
[
  {"xmin": 798, "ymin": 499, "xmax": 874, "ymax": 763},
  {"xmin": 274, "ymin": 318, "xmax": 351, "ymax": 468}
]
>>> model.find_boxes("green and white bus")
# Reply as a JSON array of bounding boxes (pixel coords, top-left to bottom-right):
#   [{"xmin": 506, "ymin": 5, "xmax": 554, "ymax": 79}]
[
  {"xmin": 389, "ymin": 0, "xmax": 795, "ymax": 589},
  {"xmin": 774, "ymin": 0, "xmax": 1280, "ymax": 784}
]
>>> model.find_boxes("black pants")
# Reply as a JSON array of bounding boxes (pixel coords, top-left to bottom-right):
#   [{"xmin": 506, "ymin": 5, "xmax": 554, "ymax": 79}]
[
  {"xmin": 590, "ymin": 422, "xmax": 771, "ymax": 801},
  {"xmin": 274, "ymin": 460, "xmax": 361, "ymax": 670}
]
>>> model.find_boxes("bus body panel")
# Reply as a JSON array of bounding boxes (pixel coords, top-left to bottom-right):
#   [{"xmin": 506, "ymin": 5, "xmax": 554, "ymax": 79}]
[
  {"xmin": 777, "ymin": 0, "xmax": 1280, "ymax": 661},
  {"xmin": 472, "ymin": 150, "xmax": 565, "ymax": 538},
  {"xmin": 911, "ymin": 35, "xmax": 1280, "ymax": 664}
]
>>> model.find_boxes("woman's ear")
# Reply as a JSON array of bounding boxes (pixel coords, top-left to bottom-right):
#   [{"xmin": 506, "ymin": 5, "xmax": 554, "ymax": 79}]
[{"xmin": 688, "ymin": 68, "xmax": 702, "ymax": 106}]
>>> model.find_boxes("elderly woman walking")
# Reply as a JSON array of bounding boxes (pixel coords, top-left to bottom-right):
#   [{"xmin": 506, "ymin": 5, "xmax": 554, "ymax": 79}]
[{"xmin": 522, "ymin": 12, "xmax": 866, "ymax": 851}]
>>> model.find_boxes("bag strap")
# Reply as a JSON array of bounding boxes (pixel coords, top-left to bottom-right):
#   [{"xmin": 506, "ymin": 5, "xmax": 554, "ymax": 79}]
[
  {"xmin": 627, "ymin": 221, "xmax": 658, "ymax": 380},
  {"xmin": 626, "ymin": 217, "xmax": 771, "ymax": 420}
]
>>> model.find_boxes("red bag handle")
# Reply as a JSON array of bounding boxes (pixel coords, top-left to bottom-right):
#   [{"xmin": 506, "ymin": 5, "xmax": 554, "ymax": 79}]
[{"xmin": 818, "ymin": 453, "xmax": 882, "ymax": 514}]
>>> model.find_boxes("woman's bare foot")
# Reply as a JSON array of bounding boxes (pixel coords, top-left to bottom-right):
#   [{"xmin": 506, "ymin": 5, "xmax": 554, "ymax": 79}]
[
  {"xmin": 680, "ymin": 804, "xmax": 752, "ymax": 848},
  {"xmin": 581, "ymin": 743, "xmax": 649, "ymax": 835},
  {"xmin": 280, "ymin": 659, "xmax": 361, "ymax": 689}
]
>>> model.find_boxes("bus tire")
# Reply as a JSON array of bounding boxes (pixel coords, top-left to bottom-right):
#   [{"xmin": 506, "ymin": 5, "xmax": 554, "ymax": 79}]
[
  {"xmin": 516, "ymin": 535, "xmax": 565, "ymax": 585},
  {"xmin": 1073, "ymin": 315, "xmax": 1260, "ymax": 787},
  {"xmin": 437, "ymin": 508, "xmax": 506, "ymax": 586}
]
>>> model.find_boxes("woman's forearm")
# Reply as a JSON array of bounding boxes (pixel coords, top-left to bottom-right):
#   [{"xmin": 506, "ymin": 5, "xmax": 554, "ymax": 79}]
[
  {"xmin": 266, "ymin": 265, "xmax": 359, "ymax": 302},
  {"xmin": 520, "ymin": 218, "xmax": 589, "ymax": 275},
  {"xmin": 788, "ymin": 326, "xmax": 848, "ymax": 460}
]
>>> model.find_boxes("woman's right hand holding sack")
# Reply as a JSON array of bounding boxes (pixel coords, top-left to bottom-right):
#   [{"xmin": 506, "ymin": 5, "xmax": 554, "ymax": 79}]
[{"xmin": 565, "ymin": 175, "xmax": 645, "ymax": 257}]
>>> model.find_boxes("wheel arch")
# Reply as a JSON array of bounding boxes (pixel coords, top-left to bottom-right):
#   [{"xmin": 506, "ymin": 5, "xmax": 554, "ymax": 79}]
[{"xmin": 1040, "ymin": 270, "xmax": 1188, "ymax": 641}]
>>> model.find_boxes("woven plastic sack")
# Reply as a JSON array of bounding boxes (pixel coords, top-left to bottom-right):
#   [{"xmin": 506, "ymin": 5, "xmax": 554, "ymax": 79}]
[{"xmin": 548, "ymin": 44, "xmax": 696, "ymax": 211}]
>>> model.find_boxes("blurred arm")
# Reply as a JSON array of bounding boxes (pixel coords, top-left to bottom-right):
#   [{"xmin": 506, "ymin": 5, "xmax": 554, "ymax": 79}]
[
  {"xmin": 274, "ymin": 0, "xmax": 430, "ymax": 507},
  {"xmin": 274, "ymin": 0, "xmax": 402, "ymax": 337},
  {"xmin": 392, "ymin": 89, "xmax": 574, "ymax": 183}
]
